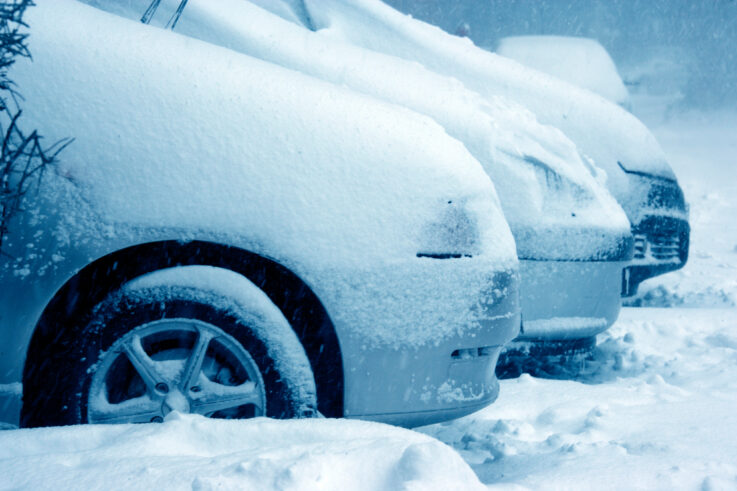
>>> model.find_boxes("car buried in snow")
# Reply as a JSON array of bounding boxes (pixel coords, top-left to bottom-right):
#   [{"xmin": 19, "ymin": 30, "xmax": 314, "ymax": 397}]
[
  {"xmin": 98, "ymin": 1, "xmax": 637, "ymax": 375},
  {"xmin": 278, "ymin": 0, "xmax": 689, "ymax": 361},
  {"xmin": 0, "ymin": 0, "xmax": 522, "ymax": 429}
]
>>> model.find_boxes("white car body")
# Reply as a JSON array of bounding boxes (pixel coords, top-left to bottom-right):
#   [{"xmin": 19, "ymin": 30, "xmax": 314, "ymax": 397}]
[{"xmin": 0, "ymin": 0, "xmax": 520, "ymax": 428}]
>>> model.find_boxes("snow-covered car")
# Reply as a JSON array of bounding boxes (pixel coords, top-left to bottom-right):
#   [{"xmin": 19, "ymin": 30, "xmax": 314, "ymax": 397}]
[
  {"xmin": 495, "ymin": 35, "xmax": 631, "ymax": 109},
  {"xmin": 104, "ymin": 2, "xmax": 635, "ymax": 371},
  {"xmin": 0, "ymin": 0, "xmax": 522, "ymax": 429},
  {"xmin": 295, "ymin": 0, "xmax": 689, "ymax": 301}
]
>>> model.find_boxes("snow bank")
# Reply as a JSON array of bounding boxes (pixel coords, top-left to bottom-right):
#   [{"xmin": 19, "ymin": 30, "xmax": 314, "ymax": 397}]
[
  {"xmin": 84, "ymin": 0, "xmax": 630, "ymax": 260},
  {"xmin": 0, "ymin": 413, "xmax": 483, "ymax": 490},
  {"xmin": 300, "ymin": 0, "xmax": 678, "ymax": 217},
  {"xmin": 496, "ymin": 36, "xmax": 629, "ymax": 108}
]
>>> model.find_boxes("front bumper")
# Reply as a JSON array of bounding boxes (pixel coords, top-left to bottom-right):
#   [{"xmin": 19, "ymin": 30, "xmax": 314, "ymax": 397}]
[
  {"xmin": 622, "ymin": 215, "xmax": 690, "ymax": 296},
  {"xmin": 513, "ymin": 258, "xmax": 627, "ymax": 342},
  {"xmin": 341, "ymin": 268, "xmax": 520, "ymax": 428}
]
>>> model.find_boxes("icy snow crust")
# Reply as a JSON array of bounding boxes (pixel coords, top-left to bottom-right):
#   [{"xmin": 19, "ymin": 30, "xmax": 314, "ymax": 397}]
[
  {"xmin": 7, "ymin": 0, "xmax": 518, "ymax": 349},
  {"xmin": 496, "ymin": 36, "xmax": 630, "ymax": 108},
  {"xmin": 298, "ymin": 0, "xmax": 678, "ymax": 219},
  {"xmin": 0, "ymin": 413, "xmax": 484, "ymax": 490},
  {"xmin": 84, "ymin": 0, "xmax": 630, "ymax": 260}
]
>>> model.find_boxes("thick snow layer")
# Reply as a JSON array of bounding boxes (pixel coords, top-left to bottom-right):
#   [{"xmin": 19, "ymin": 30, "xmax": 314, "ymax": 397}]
[
  {"xmin": 300, "ymin": 0, "xmax": 678, "ymax": 216},
  {"xmin": 82, "ymin": 0, "xmax": 630, "ymax": 260},
  {"xmin": 625, "ymin": 111, "xmax": 737, "ymax": 307},
  {"xmin": 11, "ymin": 0, "xmax": 514, "ymax": 269},
  {"xmin": 4, "ymin": 0, "xmax": 519, "ymax": 351},
  {"xmin": 0, "ymin": 414, "xmax": 483, "ymax": 490},
  {"xmin": 496, "ymin": 36, "xmax": 630, "ymax": 108}
]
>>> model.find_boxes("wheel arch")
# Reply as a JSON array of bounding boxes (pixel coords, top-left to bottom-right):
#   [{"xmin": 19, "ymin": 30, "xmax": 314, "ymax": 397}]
[{"xmin": 23, "ymin": 240, "xmax": 344, "ymax": 418}]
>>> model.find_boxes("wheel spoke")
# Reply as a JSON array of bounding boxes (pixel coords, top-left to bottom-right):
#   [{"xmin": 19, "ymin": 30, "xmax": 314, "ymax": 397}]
[
  {"xmin": 88, "ymin": 397, "xmax": 163, "ymax": 424},
  {"xmin": 190, "ymin": 382, "xmax": 263, "ymax": 415},
  {"xmin": 179, "ymin": 328, "xmax": 214, "ymax": 392},
  {"xmin": 122, "ymin": 334, "xmax": 166, "ymax": 393}
]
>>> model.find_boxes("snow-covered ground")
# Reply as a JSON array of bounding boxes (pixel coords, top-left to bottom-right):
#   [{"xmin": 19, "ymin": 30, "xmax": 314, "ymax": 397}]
[
  {"xmin": 0, "ymin": 414, "xmax": 483, "ymax": 490},
  {"xmin": 0, "ymin": 111, "xmax": 734, "ymax": 489}
]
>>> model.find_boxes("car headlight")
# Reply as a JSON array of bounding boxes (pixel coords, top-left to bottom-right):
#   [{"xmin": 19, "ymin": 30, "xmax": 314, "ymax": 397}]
[
  {"xmin": 417, "ymin": 199, "xmax": 480, "ymax": 259},
  {"xmin": 618, "ymin": 161, "xmax": 687, "ymax": 211}
]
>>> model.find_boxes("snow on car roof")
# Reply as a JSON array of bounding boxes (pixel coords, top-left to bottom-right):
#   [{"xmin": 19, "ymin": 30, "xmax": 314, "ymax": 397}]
[
  {"xmin": 11, "ymin": 0, "xmax": 515, "ymax": 270},
  {"xmin": 298, "ymin": 0, "xmax": 677, "ymax": 200},
  {"xmin": 496, "ymin": 36, "xmax": 630, "ymax": 107}
]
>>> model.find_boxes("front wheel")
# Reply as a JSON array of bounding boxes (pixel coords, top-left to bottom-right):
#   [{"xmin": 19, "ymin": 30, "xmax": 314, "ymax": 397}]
[{"xmin": 21, "ymin": 266, "xmax": 318, "ymax": 427}]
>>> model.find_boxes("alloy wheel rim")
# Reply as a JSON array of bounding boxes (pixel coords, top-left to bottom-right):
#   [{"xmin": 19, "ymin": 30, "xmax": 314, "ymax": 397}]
[{"xmin": 87, "ymin": 318, "xmax": 266, "ymax": 424}]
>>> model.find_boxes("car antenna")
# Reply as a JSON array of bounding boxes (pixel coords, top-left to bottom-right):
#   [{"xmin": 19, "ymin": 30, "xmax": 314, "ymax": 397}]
[
  {"xmin": 141, "ymin": 0, "xmax": 162, "ymax": 24},
  {"xmin": 141, "ymin": 0, "xmax": 189, "ymax": 29},
  {"xmin": 165, "ymin": 0, "xmax": 189, "ymax": 29}
]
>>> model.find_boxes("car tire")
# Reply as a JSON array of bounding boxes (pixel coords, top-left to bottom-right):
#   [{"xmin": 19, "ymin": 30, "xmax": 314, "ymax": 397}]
[
  {"xmin": 495, "ymin": 336, "xmax": 597, "ymax": 379},
  {"xmin": 21, "ymin": 266, "xmax": 318, "ymax": 427}
]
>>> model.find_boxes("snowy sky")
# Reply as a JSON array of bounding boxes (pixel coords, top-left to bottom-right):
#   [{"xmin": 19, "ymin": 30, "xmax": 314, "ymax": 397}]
[{"xmin": 385, "ymin": 0, "xmax": 737, "ymax": 109}]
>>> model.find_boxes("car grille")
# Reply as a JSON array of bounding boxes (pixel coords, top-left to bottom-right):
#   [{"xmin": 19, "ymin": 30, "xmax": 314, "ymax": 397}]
[
  {"xmin": 633, "ymin": 234, "xmax": 647, "ymax": 259},
  {"xmin": 633, "ymin": 231, "xmax": 681, "ymax": 261}
]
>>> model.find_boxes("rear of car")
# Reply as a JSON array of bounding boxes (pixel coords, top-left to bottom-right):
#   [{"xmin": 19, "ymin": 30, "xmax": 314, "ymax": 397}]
[{"xmin": 0, "ymin": 0, "xmax": 520, "ymax": 428}]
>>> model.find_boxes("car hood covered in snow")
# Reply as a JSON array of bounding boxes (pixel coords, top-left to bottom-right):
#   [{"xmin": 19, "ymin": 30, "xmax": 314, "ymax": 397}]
[
  {"xmin": 1, "ymin": 0, "xmax": 523, "ymax": 359},
  {"xmin": 282, "ymin": 0, "xmax": 679, "ymax": 218},
  {"xmin": 10, "ymin": 0, "xmax": 515, "ymax": 270},
  {"xmin": 83, "ymin": 0, "xmax": 631, "ymax": 261}
]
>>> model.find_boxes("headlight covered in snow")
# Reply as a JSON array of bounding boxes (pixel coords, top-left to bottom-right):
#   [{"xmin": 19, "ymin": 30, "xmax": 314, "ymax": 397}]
[{"xmin": 417, "ymin": 199, "xmax": 480, "ymax": 259}]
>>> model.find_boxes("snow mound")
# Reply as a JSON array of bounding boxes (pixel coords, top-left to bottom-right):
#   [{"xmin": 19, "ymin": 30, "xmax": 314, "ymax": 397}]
[{"xmin": 0, "ymin": 414, "xmax": 483, "ymax": 490}]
